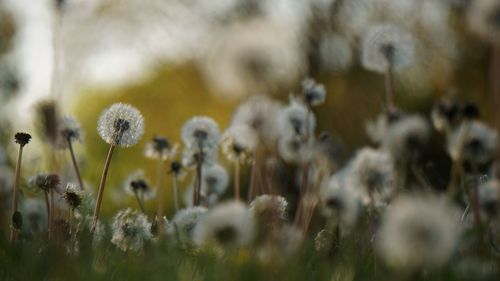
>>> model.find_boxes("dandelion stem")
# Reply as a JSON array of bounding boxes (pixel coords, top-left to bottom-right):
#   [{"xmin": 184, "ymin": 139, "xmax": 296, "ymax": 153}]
[
  {"xmin": 67, "ymin": 137, "xmax": 85, "ymax": 190},
  {"xmin": 134, "ymin": 191, "xmax": 147, "ymax": 214},
  {"xmin": 447, "ymin": 122, "xmax": 471, "ymax": 199},
  {"xmin": 44, "ymin": 191, "xmax": 50, "ymax": 238},
  {"xmin": 234, "ymin": 160, "xmax": 240, "ymax": 201},
  {"xmin": 172, "ymin": 175, "xmax": 179, "ymax": 211},
  {"xmin": 9, "ymin": 145, "xmax": 24, "ymax": 243},
  {"xmin": 471, "ymin": 164, "xmax": 481, "ymax": 227},
  {"xmin": 194, "ymin": 143, "xmax": 203, "ymax": 206},
  {"xmin": 384, "ymin": 65, "xmax": 395, "ymax": 111},
  {"xmin": 49, "ymin": 189, "xmax": 55, "ymax": 240},
  {"xmin": 156, "ymin": 153, "xmax": 165, "ymax": 218},
  {"xmin": 91, "ymin": 144, "xmax": 116, "ymax": 233},
  {"xmin": 248, "ymin": 159, "xmax": 257, "ymax": 203}
]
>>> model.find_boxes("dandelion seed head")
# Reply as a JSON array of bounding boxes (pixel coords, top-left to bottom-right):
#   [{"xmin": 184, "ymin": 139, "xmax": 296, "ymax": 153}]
[
  {"xmin": 57, "ymin": 116, "xmax": 83, "ymax": 149},
  {"xmin": 200, "ymin": 164, "xmax": 229, "ymax": 198},
  {"xmin": 181, "ymin": 116, "xmax": 220, "ymax": 150},
  {"xmin": 319, "ymin": 174, "xmax": 362, "ymax": 234},
  {"xmin": 382, "ymin": 115, "xmax": 430, "ymax": 161},
  {"xmin": 278, "ymin": 134, "xmax": 311, "ymax": 164},
  {"xmin": 377, "ymin": 195, "xmax": 461, "ymax": 270},
  {"xmin": 250, "ymin": 194, "xmax": 288, "ymax": 221},
  {"xmin": 301, "ymin": 78, "xmax": 326, "ymax": 107},
  {"xmin": 97, "ymin": 103, "xmax": 144, "ymax": 147},
  {"xmin": 194, "ymin": 201, "xmax": 255, "ymax": 248},
  {"xmin": 111, "ymin": 208, "xmax": 152, "ymax": 252},
  {"xmin": 448, "ymin": 121, "xmax": 497, "ymax": 165},
  {"xmin": 221, "ymin": 125, "xmax": 258, "ymax": 162},
  {"xmin": 347, "ymin": 147, "xmax": 395, "ymax": 206},
  {"xmin": 144, "ymin": 136, "xmax": 177, "ymax": 160},
  {"xmin": 231, "ymin": 95, "xmax": 283, "ymax": 146},
  {"xmin": 172, "ymin": 207, "xmax": 208, "ymax": 247},
  {"xmin": 14, "ymin": 132, "xmax": 31, "ymax": 147},
  {"xmin": 361, "ymin": 23, "xmax": 416, "ymax": 73},
  {"xmin": 278, "ymin": 98, "xmax": 315, "ymax": 138},
  {"xmin": 479, "ymin": 179, "xmax": 500, "ymax": 219},
  {"xmin": 170, "ymin": 161, "xmax": 186, "ymax": 178},
  {"xmin": 28, "ymin": 173, "xmax": 60, "ymax": 192},
  {"xmin": 123, "ymin": 170, "xmax": 156, "ymax": 201},
  {"xmin": 62, "ymin": 183, "xmax": 84, "ymax": 210}
]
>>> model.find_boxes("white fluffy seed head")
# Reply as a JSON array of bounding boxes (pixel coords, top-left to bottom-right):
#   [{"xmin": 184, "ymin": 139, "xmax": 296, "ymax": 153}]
[
  {"xmin": 172, "ymin": 207, "xmax": 208, "ymax": 247},
  {"xmin": 97, "ymin": 103, "xmax": 145, "ymax": 147},
  {"xmin": 447, "ymin": 121, "xmax": 498, "ymax": 165},
  {"xmin": 250, "ymin": 194, "xmax": 288, "ymax": 221},
  {"xmin": 361, "ymin": 23, "xmax": 416, "ymax": 73},
  {"xmin": 278, "ymin": 98, "xmax": 316, "ymax": 138},
  {"xmin": 346, "ymin": 147, "xmax": 395, "ymax": 206},
  {"xmin": 56, "ymin": 116, "xmax": 84, "ymax": 149},
  {"xmin": 200, "ymin": 164, "xmax": 229, "ymax": 197},
  {"xmin": 231, "ymin": 95, "xmax": 283, "ymax": 147},
  {"xmin": 123, "ymin": 170, "xmax": 156, "ymax": 201},
  {"xmin": 479, "ymin": 179, "xmax": 500, "ymax": 220},
  {"xmin": 301, "ymin": 78, "xmax": 326, "ymax": 106},
  {"xmin": 319, "ymin": 174, "xmax": 363, "ymax": 235},
  {"xmin": 181, "ymin": 116, "xmax": 220, "ymax": 149},
  {"xmin": 144, "ymin": 136, "xmax": 177, "ymax": 161},
  {"xmin": 382, "ymin": 115, "xmax": 431, "ymax": 161},
  {"xmin": 111, "ymin": 208, "xmax": 152, "ymax": 252},
  {"xmin": 377, "ymin": 195, "xmax": 461, "ymax": 271},
  {"xmin": 193, "ymin": 201, "xmax": 255, "ymax": 248},
  {"xmin": 221, "ymin": 124, "xmax": 258, "ymax": 162}
]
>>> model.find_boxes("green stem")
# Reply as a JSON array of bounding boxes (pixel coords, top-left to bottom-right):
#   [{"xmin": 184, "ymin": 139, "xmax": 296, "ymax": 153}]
[
  {"xmin": 67, "ymin": 138, "xmax": 85, "ymax": 190},
  {"xmin": 9, "ymin": 145, "xmax": 24, "ymax": 243},
  {"xmin": 134, "ymin": 191, "xmax": 147, "ymax": 214},
  {"xmin": 91, "ymin": 144, "xmax": 116, "ymax": 234}
]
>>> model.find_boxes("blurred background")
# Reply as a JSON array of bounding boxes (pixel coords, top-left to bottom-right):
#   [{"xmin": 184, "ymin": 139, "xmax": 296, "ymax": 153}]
[{"xmin": 0, "ymin": 0, "xmax": 497, "ymax": 217}]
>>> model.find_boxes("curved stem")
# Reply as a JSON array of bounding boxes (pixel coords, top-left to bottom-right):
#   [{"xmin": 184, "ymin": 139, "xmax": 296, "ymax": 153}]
[
  {"xmin": 67, "ymin": 138, "xmax": 84, "ymax": 190},
  {"xmin": 134, "ymin": 191, "xmax": 147, "ymax": 214},
  {"xmin": 91, "ymin": 144, "xmax": 116, "ymax": 234},
  {"xmin": 9, "ymin": 145, "xmax": 23, "ymax": 243},
  {"xmin": 384, "ymin": 65, "xmax": 395, "ymax": 111}
]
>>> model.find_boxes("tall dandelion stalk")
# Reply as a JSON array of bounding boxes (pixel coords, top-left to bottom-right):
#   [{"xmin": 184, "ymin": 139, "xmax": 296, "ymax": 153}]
[
  {"xmin": 361, "ymin": 23, "xmax": 416, "ymax": 111},
  {"xmin": 170, "ymin": 161, "xmax": 183, "ymax": 211},
  {"xmin": 145, "ymin": 136, "xmax": 176, "ymax": 218},
  {"xmin": 91, "ymin": 103, "xmax": 144, "ymax": 233},
  {"xmin": 58, "ymin": 117, "xmax": 85, "ymax": 190},
  {"xmin": 10, "ymin": 133, "xmax": 31, "ymax": 242},
  {"xmin": 221, "ymin": 125, "xmax": 255, "ymax": 201},
  {"xmin": 181, "ymin": 116, "xmax": 220, "ymax": 207}
]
